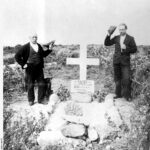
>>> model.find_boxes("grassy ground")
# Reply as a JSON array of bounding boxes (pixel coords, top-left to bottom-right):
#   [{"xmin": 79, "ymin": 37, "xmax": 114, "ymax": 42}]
[{"xmin": 3, "ymin": 45, "xmax": 150, "ymax": 150}]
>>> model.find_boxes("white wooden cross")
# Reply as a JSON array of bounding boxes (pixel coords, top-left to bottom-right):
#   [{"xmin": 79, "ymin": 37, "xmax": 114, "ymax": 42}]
[{"xmin": 67, "ymin": 44, "xmax": 99, "ymax": 80}]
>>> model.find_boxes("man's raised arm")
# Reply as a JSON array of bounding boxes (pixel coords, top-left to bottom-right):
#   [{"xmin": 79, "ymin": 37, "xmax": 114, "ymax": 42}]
[
  {"xmin": 104, "ymin": 26, "xmax": 116, "ymax": 46},
  {"xmin": 42, "ymin": 40, "xmax": 55, "ymax": 57}
]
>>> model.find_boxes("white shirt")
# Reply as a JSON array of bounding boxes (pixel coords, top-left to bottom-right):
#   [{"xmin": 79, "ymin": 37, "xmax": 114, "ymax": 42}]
[
  {"xmin": 120, "ymin": 34, "xmax": 126, "ymax": 50},
  {"xmin": 30, "ymin": 42, "xmax": 39, "ymax": 52}
]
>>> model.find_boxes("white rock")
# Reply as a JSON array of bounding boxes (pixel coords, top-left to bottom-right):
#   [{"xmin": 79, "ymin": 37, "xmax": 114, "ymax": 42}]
[
  {"xmin": 104, "ymin": 93, "xmax": 115, "ymax": 109},
  {"xmin": 37, "ymin": 130, "xmax": 64, "ymax": 148},
  {"xmin": 62, "ymin": 114, "xmax": 89, "ymax": 126},
  {"xmin": 45, "ymin": 116, "xmax": 67, "ymax": 131},
  {"xmin": 46, "ymin": 105, "xmax": 53, "ymax": 114},
  {"xmin": 45, "ymin": 102, "xmax": 67, "ymax": 131},
  {"xmin": 48, "ymin": 93, "xmax": 60, "ymax": 107},
  {"xmin": 61, "ymin": 123, "xmax": 86, "ymax": 138},
  {"xmin": 83, "ymin": 103, "xmax": 108, "ymax": 127},
  {"xmin": 88, "ymin": 127, "xmax": 99, "ymax": 141},
  {"xmin": 46, "ymin": 94, "xmax": 60, "ymax": 114}
]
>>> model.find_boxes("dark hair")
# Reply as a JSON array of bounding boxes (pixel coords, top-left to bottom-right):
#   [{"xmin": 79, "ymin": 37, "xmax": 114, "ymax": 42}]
[{"xmin": 119, "ymin": 23, "xmax": 127, "ymax": 29}]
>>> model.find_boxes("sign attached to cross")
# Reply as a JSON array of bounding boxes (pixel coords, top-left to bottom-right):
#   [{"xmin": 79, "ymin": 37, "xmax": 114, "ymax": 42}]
[{"xmin": 67, "ymin": 44, "xmax": 99, "ymax": 80}]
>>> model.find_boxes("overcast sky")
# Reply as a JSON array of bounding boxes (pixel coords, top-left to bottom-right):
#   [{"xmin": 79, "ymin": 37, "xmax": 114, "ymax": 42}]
[{"xmin": 1, "ymin": 0, "xmax": 150, "ymax": 46}]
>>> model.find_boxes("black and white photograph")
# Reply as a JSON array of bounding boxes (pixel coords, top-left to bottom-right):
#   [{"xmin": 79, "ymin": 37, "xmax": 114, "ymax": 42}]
[{"xmin": 1, "ymin": 0, "xmax": 150, "ymax": 149}]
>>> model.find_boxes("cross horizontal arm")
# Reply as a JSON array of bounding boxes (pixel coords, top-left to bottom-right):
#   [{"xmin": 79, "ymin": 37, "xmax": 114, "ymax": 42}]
[
  {"xmin": 86, "ymin": 58, "xmax": 99, "ymax": 65},
  {"xmin": 66, "ymin": 58, "xmax": 81, "ymax": 65}
]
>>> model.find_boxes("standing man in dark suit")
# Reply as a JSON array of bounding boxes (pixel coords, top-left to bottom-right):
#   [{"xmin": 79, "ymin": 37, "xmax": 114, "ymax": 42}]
[
  {"xmin": 15, "ymin": 33, "xmax": 55, "ymax": 106},
  {"xmin": 104, "ymin": 23, "xmax": 137, "ymax": 101}
]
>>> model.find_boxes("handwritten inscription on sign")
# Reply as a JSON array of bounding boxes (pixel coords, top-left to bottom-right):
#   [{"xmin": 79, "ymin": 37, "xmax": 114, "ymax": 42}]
[{"xmin": 71, "ymin": 80, "xmax": 94, "ymax": 93}]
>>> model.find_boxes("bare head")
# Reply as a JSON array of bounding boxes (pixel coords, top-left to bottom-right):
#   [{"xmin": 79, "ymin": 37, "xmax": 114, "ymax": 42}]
[
  {"xmin": 119, "ymin": 23, "xmax": 127, "ymax": 36},
  {"xmin": 29, "ymin": 33, "xmax": 38, "ymax": 44}
]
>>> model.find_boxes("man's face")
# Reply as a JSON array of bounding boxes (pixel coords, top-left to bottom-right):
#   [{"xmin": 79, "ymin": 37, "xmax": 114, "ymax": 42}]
[
  {"xmin": 30, "ymin": 34, "xmax": 38, "ymax": 44},
  {"xmin": 119, "ymin": 25, "xmax": 127, "ymax": 36}
]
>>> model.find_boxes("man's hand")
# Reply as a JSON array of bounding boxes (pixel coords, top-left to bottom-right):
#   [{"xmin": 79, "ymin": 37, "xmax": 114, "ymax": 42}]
[
  {"xmin": 23, "ymin": 64, "xmax": 28, "ymax": 69},
  {"xmin": 49, "ymin": 40, "xmax": 55, "ymax": 50},
  {"xmin": 43, "ymin": 40, "xmax": 55, "ymax": 50},
  {"xmin": 108, "ymin": 26, "xmax": 116, "ymax": 36}
]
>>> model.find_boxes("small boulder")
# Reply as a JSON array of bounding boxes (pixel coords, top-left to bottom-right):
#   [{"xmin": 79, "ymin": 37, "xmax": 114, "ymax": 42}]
[
  {"xmin": 61, "ymin": 123, "xmax": 86, "ymax": 138},
  {"xmin": 37, "ymin": 130, "xmax": 64, "ymax": 148},
  {"xmin": 104, "ymin": 93, "xmax": 115, "ymax": 109},
  {"xmin": 45, "ymin": 116, "xmax": 67, "ymax": 131},
  {"xmin": 48, "ymin": 93, "xmax": 60, "ymax": 107},
  {"xmin": 45, "ymin": 103, "xmax": 67, "ymax": 131},
  {"xmin": 88, "ymin": 127, "xmax": 99, "ymax": 141},
  {"xmin": 62, "ymin": 114, "xmax": 89, "ymax": 126}
]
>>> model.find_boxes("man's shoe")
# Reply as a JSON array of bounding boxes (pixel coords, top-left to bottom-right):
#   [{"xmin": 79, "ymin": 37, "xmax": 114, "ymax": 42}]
[
  {"xmin": 29, "ymin": 101, "xmax": 34, "ymax": 106},
  {"xmin": 38, "ymin": 100, "xmax": 48, "ymax": 105},
  {"xmin": 114, "ymin": 96, "xmax": 122, "ymax": 99}
]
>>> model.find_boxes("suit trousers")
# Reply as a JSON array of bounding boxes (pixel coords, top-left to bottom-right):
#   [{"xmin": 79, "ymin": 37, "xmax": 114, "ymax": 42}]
[
  {"xmin": 25, "ymin": 64, "xmax": 45, "ymax": 103},
  {"xmin": 113, "ymin": 63, "xmax": 131, "ymax": 99}
]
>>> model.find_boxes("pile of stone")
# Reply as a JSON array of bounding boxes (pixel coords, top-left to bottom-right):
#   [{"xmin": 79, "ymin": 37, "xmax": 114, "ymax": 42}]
[{"xmin": 37, "ymin": 93, "xmax": 137, "ymax": 149}]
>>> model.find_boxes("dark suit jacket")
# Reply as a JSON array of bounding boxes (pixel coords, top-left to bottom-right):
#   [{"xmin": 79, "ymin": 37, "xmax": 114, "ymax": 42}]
[
  {"xmin": 15, "ymin": 42, "xmax": 52, "ymax": 69},
  {"xmin": 104, "ymin": 34, "xmax": 137, "ymax": 65}
]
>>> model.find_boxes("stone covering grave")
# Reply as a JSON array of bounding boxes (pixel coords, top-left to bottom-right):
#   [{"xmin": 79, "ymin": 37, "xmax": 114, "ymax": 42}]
[{"xmin": 37, "ymin": 93, "xmax": 138, "ymax": 148}]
